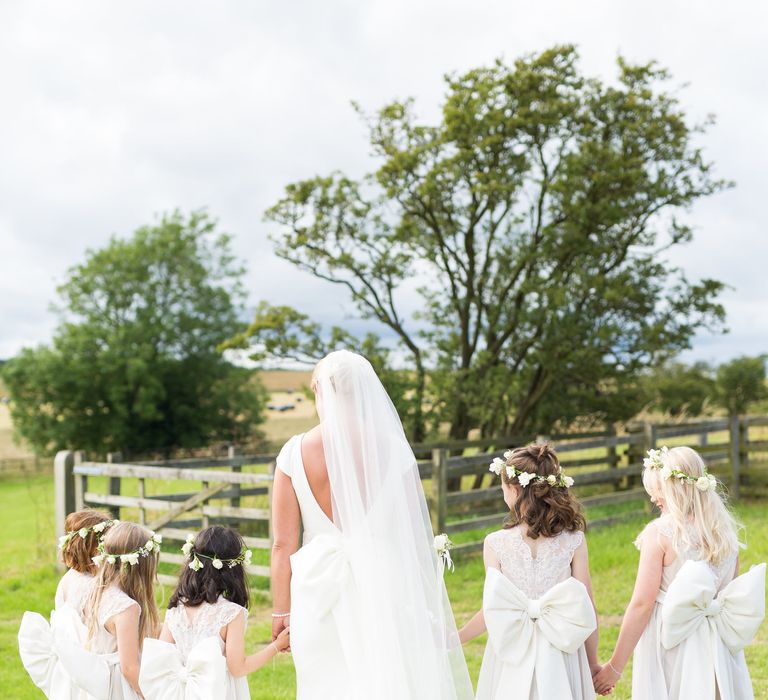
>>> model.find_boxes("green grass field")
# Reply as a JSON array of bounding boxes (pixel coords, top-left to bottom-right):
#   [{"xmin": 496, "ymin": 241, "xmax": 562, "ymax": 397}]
[{"xmin": 2, "ymin": 474, "xmax": 767, "ymax": 699}]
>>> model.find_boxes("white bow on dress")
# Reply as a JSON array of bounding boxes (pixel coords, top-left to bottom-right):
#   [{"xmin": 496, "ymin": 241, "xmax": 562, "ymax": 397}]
[
  {"xmin": 660, "ymin": 559, "xmax": 765, "ymax": 700},
  {"xmin": 18, "ymin": 606, "xmax": 86, "ymax": 700},
  {"xmin": 54, "ymin": 633, "xmax": 119, "ymax": 700},
  {"xmin": 290, "ymin": 533, "xmax": 355, "ymax": 618},
  {"xmin": 139, "ymin": 636, "xmax": 227, "ymax": 700},
  {"xmin": 479, "ymin": 567, "xmax": 596, "ymax": 700}
]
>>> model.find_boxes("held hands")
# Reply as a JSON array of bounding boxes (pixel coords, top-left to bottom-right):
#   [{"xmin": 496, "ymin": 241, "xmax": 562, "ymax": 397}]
[
  {"xmin": 273, "ymin": 626, "xmax": 291, "ymax": 653},
  {"xmin": 593, "ymin": 661, "xmax": 621, "ymax": 696},
  {"xmin": 272, "ymin": 614, "xmax": 290, "ymax": 651}
]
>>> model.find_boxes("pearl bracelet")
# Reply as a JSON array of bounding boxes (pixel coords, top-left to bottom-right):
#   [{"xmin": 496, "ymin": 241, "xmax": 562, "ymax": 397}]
[
  {"xmin": 607, "ymin": 661, "xmax": 622, "ymax": 676},
  {"xmin": 271, "ymin": 612, "xmax": 290, "ymax": 618}
]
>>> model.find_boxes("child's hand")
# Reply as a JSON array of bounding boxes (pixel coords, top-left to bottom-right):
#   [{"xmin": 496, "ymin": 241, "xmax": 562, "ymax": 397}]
[
  {"xmin": 593, "ymin": 663, "xmax": 620, "ymax": 695},
  {"xmin": 274, "ymin": 626, "xmax": 291, "ymax": 652}
]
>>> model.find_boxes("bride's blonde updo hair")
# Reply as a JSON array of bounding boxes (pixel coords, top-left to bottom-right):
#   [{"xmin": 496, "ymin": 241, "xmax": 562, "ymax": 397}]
[
  {"xmin": 642, "ymin": 446, "xmax": 742, "ymax": 565},
  {"xmin": 311, "ymin": 350, "xmax": 373, "ymax": 396}
]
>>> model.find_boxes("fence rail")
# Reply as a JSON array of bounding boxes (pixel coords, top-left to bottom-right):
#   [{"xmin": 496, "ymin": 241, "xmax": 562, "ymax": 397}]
[{"xmin": 54, "ymin": 414, "xmax": 768, "ymax": 585}]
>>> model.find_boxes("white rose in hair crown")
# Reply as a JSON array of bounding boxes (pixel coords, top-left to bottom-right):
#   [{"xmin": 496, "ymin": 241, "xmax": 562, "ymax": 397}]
[
  {"xmin": 488, "ymin": 449, "xmax": 576, "ymax": 488},
  {"xmin": 643, "ymin": 446, "xmax": 717, "ymax": 492}
]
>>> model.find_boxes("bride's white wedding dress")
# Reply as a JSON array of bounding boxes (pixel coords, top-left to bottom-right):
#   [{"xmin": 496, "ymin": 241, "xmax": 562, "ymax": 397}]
[{"xmin": 276, "ymin": 351, "xmax": 472, "ymax": 700}]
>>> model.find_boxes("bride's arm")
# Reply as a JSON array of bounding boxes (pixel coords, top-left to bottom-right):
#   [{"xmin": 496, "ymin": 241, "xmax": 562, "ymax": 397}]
[
  {"xmin": 271, "ymin": 468, "xmax": 301, "ymax": 640},
  {"xmin": 458, "ymin": 536, "xmax": 499, "ymax": 644}
]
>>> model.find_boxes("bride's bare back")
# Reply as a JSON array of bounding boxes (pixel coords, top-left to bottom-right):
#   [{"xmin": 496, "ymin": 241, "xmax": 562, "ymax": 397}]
[{"xmin": 299, "ymin": 425, "xmax": 333, "ymax": 521}]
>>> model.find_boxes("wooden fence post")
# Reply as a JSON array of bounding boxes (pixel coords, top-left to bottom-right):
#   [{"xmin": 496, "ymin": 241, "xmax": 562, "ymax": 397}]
[
  {"xmin": 229, "ymin": 446, "xmax": 241, "ymax": 524},
  {"xmin": 606, "ymin": 424, "xmax": 618, "ymax": 471},
  {"xmin": 107, "ymin": 452, "xmax": 122, "ymax": 519},
  {"xmin": 431, "ymin": 448, "xmax": 448, "ymax": 535},
  {"xmin": 739, "ymin": 418, "xmax": 749, "ymax": 471},
  {"xmin": 54, "ymin": 451, "xmax": 75, "ymax": 544},
  {"xmin": 730, "ymin": 415, "xmax": 741, "ymax": 500}
]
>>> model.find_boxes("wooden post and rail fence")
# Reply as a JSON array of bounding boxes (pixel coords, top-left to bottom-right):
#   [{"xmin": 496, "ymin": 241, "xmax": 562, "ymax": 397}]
[{"xmin": 50, "ymin": 415, "xmax": 768, "ymax": 585}]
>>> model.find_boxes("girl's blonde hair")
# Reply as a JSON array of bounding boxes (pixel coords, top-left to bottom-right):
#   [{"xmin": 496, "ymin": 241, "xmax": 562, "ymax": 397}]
[
  {"xmin": 642, "ymin": 446, "xmax": 743, "ymax": 565},
  {"xmin": 85, "ymin": 521, "xmax": 160, "ymax": 647}
]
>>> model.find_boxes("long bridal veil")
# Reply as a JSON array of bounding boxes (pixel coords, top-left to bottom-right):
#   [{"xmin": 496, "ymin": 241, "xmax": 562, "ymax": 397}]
[{"xmin": 313, "ymin": 350, "xmax": 473, "ymax": 700}]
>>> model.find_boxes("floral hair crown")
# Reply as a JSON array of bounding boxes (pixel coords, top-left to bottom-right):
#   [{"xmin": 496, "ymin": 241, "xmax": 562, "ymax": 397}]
[
  {"xmin": 58, "ymin": 519, "xmax": 119, "ymax": 551},
  {"xmin": 643, "ymin": 446, "xmax": 717, "ymax": 493},
  {"xmin": 182, "ymin": 533, "xmax": 253, "ymax": 572},
  {"xmin": 92, "ymin": 531, "xmax": 162, "ymax": 567},
  {"xmin": 489, "ymin": 450, "xmax": 575, "ymax": 488}
]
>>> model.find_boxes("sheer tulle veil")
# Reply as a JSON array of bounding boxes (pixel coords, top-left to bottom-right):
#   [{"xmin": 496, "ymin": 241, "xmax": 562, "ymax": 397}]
[{"xmin": 313, "ymin": 350, "xmax": 473, "ymax": 699}]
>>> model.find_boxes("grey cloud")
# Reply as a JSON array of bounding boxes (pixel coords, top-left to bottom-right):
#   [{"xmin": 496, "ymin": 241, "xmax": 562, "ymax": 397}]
[{"xmin": 1, "ymin": 0, "xmax": 765, "ymax": 363}]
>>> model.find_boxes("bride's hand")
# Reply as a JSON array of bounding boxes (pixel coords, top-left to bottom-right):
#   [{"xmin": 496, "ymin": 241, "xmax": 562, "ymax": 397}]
[
  {"xmin": 274, "ymin": 626, "xmax": 291, "ymax": 652},
  {"xmin": 593, "ymin": 662, "xmax": 620, "ymax": 695},
  {"xmin": 272, "ymin": 615, "xmax": 290, "ymax": 651}
]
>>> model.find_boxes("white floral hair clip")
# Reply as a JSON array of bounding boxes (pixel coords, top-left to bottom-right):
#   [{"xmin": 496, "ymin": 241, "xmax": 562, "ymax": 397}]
[
  {"xmin": 92, "ymin": 531, "xmax": 162, "ymax": 567},
  {"xmin": 489, "ymin": 450, "xmax": 574, "ymax": 488},
  {"xmin": 182, "ymin": 533, "xmax": 253, "ymax": 572},
  {"xmin": 643, "ymin": 447, "xmax": 717, "ymax": 492},
  {"xmin": 58, "ymin": 519, "xmax": 119, "ymax": 551}
]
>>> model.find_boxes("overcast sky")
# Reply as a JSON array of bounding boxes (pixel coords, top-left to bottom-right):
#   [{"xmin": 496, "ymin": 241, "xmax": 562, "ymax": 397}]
[{"xmin": 1, "ymin": 0, "xmax": 766, "ymax": 365}]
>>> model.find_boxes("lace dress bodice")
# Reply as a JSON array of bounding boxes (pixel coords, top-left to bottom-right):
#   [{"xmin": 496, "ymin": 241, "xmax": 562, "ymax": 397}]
[
  {"xmin": 88, "ymin": 585, "xmax": 140, "ymax": 653},
  {"xmin": 165, "ymin": 597, "xmax": 248, "ymax": 661},
  {"xmin": 54, "ymin": 569, "xmax": 94, "ymax": 619},
  {"xmin": 634, "ymin": 515, "xmax": 737, "ymax": 594},
  {"xmin": 485, "ymin": 526, "xmax": 584, "ymax": 599}
]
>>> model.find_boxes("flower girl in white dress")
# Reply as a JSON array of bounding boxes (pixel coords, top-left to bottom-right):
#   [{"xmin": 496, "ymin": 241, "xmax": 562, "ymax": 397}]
[
  {"xmin": 55, "ymin": 510, "xmax": 115, "ymax": 618},
  {"xmin": 140, "ymin": 526, "xmax": 290, "ymax": 700},
  {"xmin": 594, "ymin": 446, "xmax": 765, "ymax": 699},
  {"xmin": 18, "ymin": 509, "xmax": 115, "ymax": 698},
  {"xmin": 56, "ymin": 521, "xmax": 162, "ymax": 700},
  {"xmin": 459, "ymin": 443, "xmax": 599, "ymax": 700}
]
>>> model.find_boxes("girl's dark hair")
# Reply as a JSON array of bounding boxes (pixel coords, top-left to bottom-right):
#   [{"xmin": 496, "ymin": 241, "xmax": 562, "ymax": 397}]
[
  {"xmin": 168, "ymin": 526, "xmax": 250, "ymax": 609},
  {"xmin": 502, "ymin": 442, "xmax": 586, "ymax": 539}
]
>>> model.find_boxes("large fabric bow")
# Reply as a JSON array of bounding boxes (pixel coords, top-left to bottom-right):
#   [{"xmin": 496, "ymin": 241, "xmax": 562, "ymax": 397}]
[
  {"xmin": 480, "ymin": 568, "xmax": 596, "ymax": 700},
  {"xmin": 139, "ymin": 637, "xmax": 227, "ymax": 700},
  {"xmin": 54, "ymin": 635, "xmax": 118, "ymax": 700},
  {"xmin": 290, "ymin": 533, "xmax": 354, "ymax": 618},
  {"xmin": 18, "ymin": 606, "xmax": 86, "ymax": 700},
  {"xmin": 660, "ymin": 560, "xmax": 765, "ymax": 700}
]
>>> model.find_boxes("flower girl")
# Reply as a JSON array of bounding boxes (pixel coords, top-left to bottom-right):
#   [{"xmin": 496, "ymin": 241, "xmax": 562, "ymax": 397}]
[
  {"xmin": 56, "ymin": 509, "xmax": 116, "ymax": 616},
  {"xmin": 18, "ymin": 509, "xmax": 115, "ymax": 698},
  {"xmin": 57, "ymin": 520, "xmax": 161, "ymax": 699},
  {"xmin": 459, "ymin": 443, "xmax": 599, "ymax": 700},
  {"xmin": 594, "ymin": 446, "xmax": 765, "ymax": 699},
  {"xmin": 139, "ymin": 525, "xmax": 290, "ymax": 699}
]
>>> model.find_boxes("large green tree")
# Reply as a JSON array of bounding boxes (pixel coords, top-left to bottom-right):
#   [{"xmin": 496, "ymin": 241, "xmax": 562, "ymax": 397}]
[
  {"xmin": 715, "ymin": 355, "xmax": 767, "ymax": 416},
  {"xmin": 238, "ymin": 46, "xmax": 728, "ymax": 441},
  {"xmin": 3, "ymin": 211, "xmax": 265, "ymax": 456}
]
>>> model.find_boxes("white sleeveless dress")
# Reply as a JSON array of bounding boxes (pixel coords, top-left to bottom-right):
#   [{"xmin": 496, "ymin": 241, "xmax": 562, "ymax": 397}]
[
  {"xmin": 18, "ymin": 570, "xmax": 93, "ymax": 698},
  {"xmin": 276, "ymin": 434, "xmax": 353, "ymax": 700},
  {"xmin": 631, "ymin": 515, "xmax": 755, "ymax": 700},
  {"xmin": 55, "ymin": 569, "xmax": 94, "ymax": 620},
  {"xmin": 477, "ymin": 527, "xmax": 596, "ymax": 700},
  {"xmin": 160, "ymin": 597, "xmax": 250, "ymax": 699},
  {"xmin": 56, "ymin": 585, "xmax": 142, "ymax": 700}
]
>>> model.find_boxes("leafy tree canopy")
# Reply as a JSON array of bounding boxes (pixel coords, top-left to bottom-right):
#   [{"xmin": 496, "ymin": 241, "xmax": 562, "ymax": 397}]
[
  {"xmin": 4, "ymin": 211, "xmax": 265, "ymax": 456},
  {"xmin": 715, "ymin": 355, "xmax": 767, "ymax": 416},
  {"xmin": 233, "ymin": 46, "xmax": 728, "ymax": 440}
]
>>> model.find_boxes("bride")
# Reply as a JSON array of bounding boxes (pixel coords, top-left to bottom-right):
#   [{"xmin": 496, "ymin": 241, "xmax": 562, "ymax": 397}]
[{"xmin": 270, "ymin": 350, "xmax": 473, "ymax": 699}]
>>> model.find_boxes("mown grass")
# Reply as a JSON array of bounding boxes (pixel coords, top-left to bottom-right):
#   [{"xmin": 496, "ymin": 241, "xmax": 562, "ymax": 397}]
[{"xmin": 2, "ymin": 474, "xmax": 767, "ymax": 699}]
